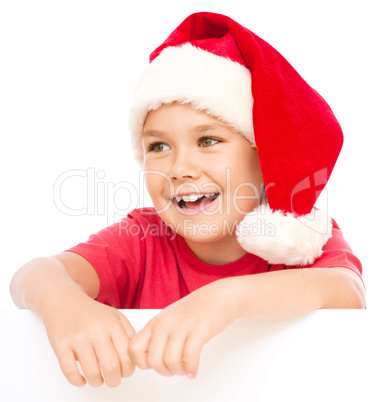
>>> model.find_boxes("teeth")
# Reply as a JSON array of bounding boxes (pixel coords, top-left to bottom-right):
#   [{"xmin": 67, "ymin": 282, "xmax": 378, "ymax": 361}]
[
  {"xmin": 174, "ymin": 193, "xmax": 217, "ymax": 203},
  {"xmin": 182, "ymin": 194, "xmax": 203, "ymax": 202}
]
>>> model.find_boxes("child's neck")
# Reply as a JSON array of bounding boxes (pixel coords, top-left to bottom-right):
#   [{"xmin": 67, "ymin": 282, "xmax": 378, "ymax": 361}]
[{"xmin": 184, "ymin": 236, "xmax": 247, "ymax": 265}]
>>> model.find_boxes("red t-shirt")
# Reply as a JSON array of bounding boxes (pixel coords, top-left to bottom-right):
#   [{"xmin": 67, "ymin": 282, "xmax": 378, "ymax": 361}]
[{"xmin": 66, "ymin": 208, "xmax": 363, "ymax": 309}]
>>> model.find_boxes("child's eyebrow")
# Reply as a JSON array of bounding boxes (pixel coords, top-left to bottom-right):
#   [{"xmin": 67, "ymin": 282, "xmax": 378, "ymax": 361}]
[
  {"xmin": 142, "ymin": 130, "xmax": 165, "ymax": 139},
  {"xmin": 142, "ymin": 124, "xmax": 232, "ymax": 139},
  {"xmin": 193, "ymin": 124, "xmax": 232, "ymax": 134}
]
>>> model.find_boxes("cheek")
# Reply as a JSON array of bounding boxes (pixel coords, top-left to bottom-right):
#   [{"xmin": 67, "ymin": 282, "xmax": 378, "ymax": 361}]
[
  {"xmin": 228, "ymin": 155, "xmax": 263, "ymax": 213},
  {"xmin": 232, "ymin": 182, "xmax": 261, "ymax": 214},
  {"xmin": 144, "ymin": 172, "xmax": 172, "ymax": 206}
]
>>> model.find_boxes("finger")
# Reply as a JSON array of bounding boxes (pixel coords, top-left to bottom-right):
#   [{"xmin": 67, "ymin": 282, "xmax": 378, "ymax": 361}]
[
  {"xmin": 111, "ymin": 329, "xmax": 135, "ymax": 378},
  {"xmin": 183, "ymin": 334, "xmax": 204, "ymax": 379},
  {"xmin": 94, "ymin": 339, "xmax": 123, "ymax": 388},
  {"xmin": 163, "ymin": 332, "xmax": 187, "ymax": 376},
  {"xmin": 56, "ymin": 346, "xmax": 86, "ymax": 387},
  {"xmin": 118, "ymin": 312, "xmax": 136, "ymax": 338},
  {"xmin": 115, "ymin": 313, "xmax": 136, "ymax": 377},
  {"xmin": 75, "ymin": 345, "xmax": 104, "ymax": 387},
  {"xmin": 128, "ymin": 326, "xmax": 151, "ymax": 370},
  {"xmin": 146, "ymin": 327, "xmax": 173, "ymax": 377}
]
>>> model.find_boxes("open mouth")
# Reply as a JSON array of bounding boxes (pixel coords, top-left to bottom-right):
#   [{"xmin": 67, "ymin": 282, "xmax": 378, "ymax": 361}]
[{"xmin": 172, "ymin": 193, "xmax": 220, "ymax": 212}]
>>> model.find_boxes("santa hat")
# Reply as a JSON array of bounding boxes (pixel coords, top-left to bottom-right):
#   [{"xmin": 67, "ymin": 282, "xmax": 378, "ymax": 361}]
[{"xmin": 128, "ymin": 12, "xmax": 343, "ymax": 266}]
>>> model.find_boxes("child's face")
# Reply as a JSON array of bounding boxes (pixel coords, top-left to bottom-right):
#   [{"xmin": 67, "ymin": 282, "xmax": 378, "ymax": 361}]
[{"xmin": 142, "ymin": 102, "xmax": 263, "ymax": 246}]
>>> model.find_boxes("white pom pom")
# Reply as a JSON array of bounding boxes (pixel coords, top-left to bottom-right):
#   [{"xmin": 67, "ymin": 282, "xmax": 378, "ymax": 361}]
[{"xmin": 236, "ymin": 205, "xmax": 333, "ymax": 266}]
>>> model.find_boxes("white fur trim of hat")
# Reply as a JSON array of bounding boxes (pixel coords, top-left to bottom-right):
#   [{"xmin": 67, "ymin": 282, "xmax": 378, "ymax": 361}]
[{"xmin": 129, "ymin": 43, "xmax": 255, "ymax": 165}]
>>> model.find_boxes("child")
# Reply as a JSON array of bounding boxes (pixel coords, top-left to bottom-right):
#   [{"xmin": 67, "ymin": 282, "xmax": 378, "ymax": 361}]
[{"xmin": 10, "ymin": 12, "xmax": 365, "ymax": 388}]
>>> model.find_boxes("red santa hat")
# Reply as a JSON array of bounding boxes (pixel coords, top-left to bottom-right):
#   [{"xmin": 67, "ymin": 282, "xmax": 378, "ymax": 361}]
[{"xmin": 129, "ymin": 12, "xmax": 343, "ymax": 266}]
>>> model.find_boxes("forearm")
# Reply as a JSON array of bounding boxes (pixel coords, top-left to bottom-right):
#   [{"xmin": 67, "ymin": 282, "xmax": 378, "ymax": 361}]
[
  {"xmin": 10, "ymin": 257, "xmax": 88, "ymax": 316},
  {"xmin": 228, "ymin": 268, "xmax": 365, "ymax": 321}
]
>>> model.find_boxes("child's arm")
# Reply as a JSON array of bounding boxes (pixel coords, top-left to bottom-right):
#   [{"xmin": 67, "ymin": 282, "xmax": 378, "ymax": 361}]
[
  {"xmin": 10, "ymin": 254, "xmax": 136, "ymax": 387},
  {"xmin": 128, "ymin": 267, "xmax": 365, "ymax": 379}
]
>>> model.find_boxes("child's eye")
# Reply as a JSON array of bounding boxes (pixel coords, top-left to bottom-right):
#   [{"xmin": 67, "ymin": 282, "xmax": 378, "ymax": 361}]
[
  {"xmin": 199, "ymin": 137, "xmax": 220, "ymax": 147},
  {"xmin": 148, "ymin": 142, "xmax": 170, "ymax": 152}
]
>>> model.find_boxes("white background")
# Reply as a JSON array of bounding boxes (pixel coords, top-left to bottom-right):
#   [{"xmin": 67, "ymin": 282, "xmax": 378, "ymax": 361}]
[{"xmin": 1, "ymin": 0, "xmax": 380, "ymax": 310}]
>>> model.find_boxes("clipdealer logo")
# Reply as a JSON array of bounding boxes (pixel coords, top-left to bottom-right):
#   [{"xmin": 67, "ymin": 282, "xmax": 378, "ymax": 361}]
[
  {"xmin": 52, "ymin": 167, "xmax": 330, "ymax": 235},
  {"xmin": 53, "ymin": 168, "xmax": 142, "ymax": 225}
]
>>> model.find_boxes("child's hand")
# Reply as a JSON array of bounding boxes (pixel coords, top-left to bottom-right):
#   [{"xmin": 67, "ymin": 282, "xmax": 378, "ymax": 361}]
[
  {"xmin": 43, "ymin": 292, "xmax": 136, "ymax": 388},
  {"xmin": 128, "ymin": 279, "xmax": 241, "ymax": 379}
]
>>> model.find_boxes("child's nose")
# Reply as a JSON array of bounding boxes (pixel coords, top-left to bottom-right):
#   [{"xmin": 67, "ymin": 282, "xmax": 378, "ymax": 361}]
[{"xmin": 169, "ymin": 149, "xmax": 201, "ymax": 181}]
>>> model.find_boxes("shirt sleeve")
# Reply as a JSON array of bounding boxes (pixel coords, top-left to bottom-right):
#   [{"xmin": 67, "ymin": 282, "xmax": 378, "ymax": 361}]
[
  {"xmin": 297, "ymin": 218, "xmax": 363, "ymax": 282},
  {"xmin": 64, "ymin": 212, "xmax": 145, "ymax": 308}
]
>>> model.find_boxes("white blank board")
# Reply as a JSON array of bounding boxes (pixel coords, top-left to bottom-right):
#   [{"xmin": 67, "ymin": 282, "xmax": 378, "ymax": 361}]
[{"xmin": 1, "ymin": 309, "xmax": 379, "ymax": 402}]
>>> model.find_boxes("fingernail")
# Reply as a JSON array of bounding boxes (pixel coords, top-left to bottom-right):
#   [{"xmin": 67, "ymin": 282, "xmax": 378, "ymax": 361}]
[
  {"xmin": 187, "ymin": 373, "xmax": 196, "ymax": 379},
  {"xmin": 78, "ymin": 382, "xmax": 86, "ymax": 388}
]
